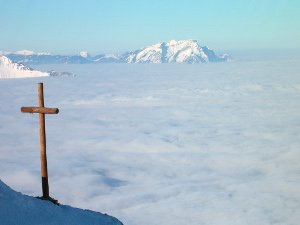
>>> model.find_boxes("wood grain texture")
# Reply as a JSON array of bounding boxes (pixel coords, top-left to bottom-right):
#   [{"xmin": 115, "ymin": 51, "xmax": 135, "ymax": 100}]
[{"xmin": 21, "ymin": 107, "xmax": 59, "ymax": 114}]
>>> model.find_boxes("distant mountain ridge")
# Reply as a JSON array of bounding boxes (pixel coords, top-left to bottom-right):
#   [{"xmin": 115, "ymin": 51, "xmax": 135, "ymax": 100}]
[{"xmin": 2, "ymin": 40, "xmax": 233, "ymax": 65}]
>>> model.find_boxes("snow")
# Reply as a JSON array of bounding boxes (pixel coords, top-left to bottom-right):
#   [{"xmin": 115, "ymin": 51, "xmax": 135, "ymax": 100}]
[
  {"xmin": 123, "ymin": 39, "xmax": 224, "ymax": 63},
  {"xmin": 104, "ymin": 54, "xmax": 119, "ymax": 59},
  {"xmin": 220, "ymin": 54, "xmax": 234, "ymax": 61},
  {"xmin": 165, "ymin": 39, "xmax": 203, "ymax": 62},
  {"xmin": 0, "ymin": 54, "xmax": 300, "ymax": 224},
  {"xmin": 134, "ymin": 43, "xmax": 163, "ymax": 63},
  {"xmin": 13, "ymin": 50, "xmax": 51, "ymax": 56},
  {"xmin": 93, "ymin": 54, "xmax": 120, "ymax": 63},
  {"xmin": 15, "ymin": 50, "xmax": 36, "ymax": 55},
  {"xmin": 5, "ymin": 40, "xmax": 229, "ymax": 64},
  {"xmin": 78, "ymin": 51, "xmax": 89, "ymax": 58},
  {"xmin": 37, "ymin": 52, "xmax": 51, "ymax": 56},
  {"xmin": 0, "ymin": 179, "xmax": 122, "ymax": 224},
  {"xmin": 0, "ymin": 56, "xmax": 49, "ymax": 78}
]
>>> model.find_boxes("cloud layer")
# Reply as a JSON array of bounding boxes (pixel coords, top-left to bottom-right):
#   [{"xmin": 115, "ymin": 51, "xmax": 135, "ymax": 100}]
[{"xmin": 1, "ymin": 59, "xmax": 300, "ymax": 224}]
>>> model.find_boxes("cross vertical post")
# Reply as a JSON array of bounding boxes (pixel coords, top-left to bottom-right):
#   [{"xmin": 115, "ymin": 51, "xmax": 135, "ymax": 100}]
[
  {"xmin": 21, "ymin": 83, "xmax": 59, "ymax": 200},
  {"xmin": 38, "ymin": 83, "xmax": 49, "ymax": 199}
]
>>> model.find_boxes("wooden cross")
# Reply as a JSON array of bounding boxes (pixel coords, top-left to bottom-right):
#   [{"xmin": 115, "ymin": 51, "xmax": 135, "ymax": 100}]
[{"xmin": 21, "ymin": 83, "xmax": 59, "ymax": 199}]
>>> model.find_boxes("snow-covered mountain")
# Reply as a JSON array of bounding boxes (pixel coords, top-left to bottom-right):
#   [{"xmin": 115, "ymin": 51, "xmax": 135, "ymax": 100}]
[
  {"xmin": 0, "ymin": 179, "xmax": 123, "ymax": 224},
  {"xmin": 3, "ymin": 40, "xmax": 232, "ymax": 65},
  {"xmin": 0, "ymin": 56, "xmax": 75, "ymax": 78},
  {"xmin": 121, "ymin": 39, "xmax": 229, "ymax": 63},
  {"xmin": 77, "ymin": 51, "xmax": 92, "ymax": 59}
]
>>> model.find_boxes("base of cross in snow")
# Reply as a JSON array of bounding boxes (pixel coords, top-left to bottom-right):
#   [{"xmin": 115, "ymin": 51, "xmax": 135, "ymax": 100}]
[{"xmin": 36, "ymin": 196, "xmax": 59, "ymax": 205}]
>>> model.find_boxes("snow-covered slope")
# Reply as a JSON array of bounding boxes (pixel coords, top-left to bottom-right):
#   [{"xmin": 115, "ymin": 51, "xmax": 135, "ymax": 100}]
[
  {"xmin": 0, "ymin": 56, "xmax": 49, "ymax": 78},
  {"xmin": 0, "ymin": 179, "xmax": 123, "ymax": 225},
  {"xmin": 0, "ymin": 56, "xmax": 75, "ymax": 78},
  {"xmin": 122, "ymin": 39, "xmax": 228, "ymax": 63}
]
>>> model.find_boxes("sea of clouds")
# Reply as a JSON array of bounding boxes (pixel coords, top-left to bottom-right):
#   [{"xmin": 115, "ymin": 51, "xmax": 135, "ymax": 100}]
[{"xmin": 0, "ymin": 55, "xmax": 300, "ymax": 224}]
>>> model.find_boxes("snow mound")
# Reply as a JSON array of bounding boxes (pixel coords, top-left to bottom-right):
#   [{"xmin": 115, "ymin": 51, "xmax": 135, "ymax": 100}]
[
  {"xmin": 0, "ymin": 179, "xmax": 123, "ymax": 225},
  {"xmin": 0, "ymin": 56, "xmax": 49, "ymax": 78}
]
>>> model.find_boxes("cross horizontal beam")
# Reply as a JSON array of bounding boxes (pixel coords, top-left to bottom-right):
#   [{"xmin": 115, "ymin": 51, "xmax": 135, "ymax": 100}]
[{"xmin": 21, "ymin": 107, "xmax": 59, "ymax": 114}]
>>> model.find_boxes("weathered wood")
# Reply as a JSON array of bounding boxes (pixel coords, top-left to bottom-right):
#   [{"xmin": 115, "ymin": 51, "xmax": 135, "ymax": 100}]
[
  {"xmin": 38, "ymin": 83, "xmax": 49, "ymax": 199},
  {"xmin": 21, "ymin": 82, "xmax": 59, "ymax": 199},
  {"xmin": 21, "ymin": 107, "xmax": 59, "ymax": 114}
]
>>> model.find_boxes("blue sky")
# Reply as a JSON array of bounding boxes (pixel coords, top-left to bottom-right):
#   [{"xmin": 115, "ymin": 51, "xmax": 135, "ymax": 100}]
[{"xmin": 0, "ymin": 0, "xmax": 299, "ymax": 55}]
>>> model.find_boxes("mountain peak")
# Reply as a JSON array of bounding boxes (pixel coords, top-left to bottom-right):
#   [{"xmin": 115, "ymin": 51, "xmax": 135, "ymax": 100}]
[
  {"xmin": 78, "ymin": 51, "xmax": 91, "ymax": 58},
  {"xmin": 123, "ymin": 39, "xmax": 228, "ymax": 64}
]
